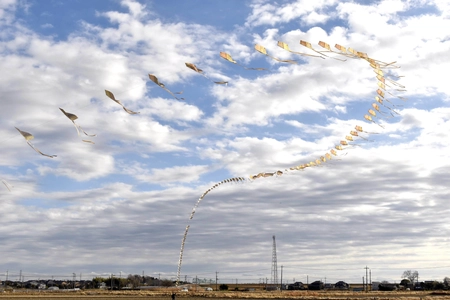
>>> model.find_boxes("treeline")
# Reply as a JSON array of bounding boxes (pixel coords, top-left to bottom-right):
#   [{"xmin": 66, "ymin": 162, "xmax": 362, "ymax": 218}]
[{"xmin": 1, "ymin": 274, "xmax": 182, "ymax": 290}]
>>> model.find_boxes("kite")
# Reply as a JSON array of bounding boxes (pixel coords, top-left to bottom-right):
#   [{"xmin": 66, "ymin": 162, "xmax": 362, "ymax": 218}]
[
  {"xmin": 333, "ymin": 43, "xmax": 358, "ymax": 58},
  {"xmin": 1, "ymin": 179, "xmax": 13, "ymax": 192},
  {"xmin": 104, "ymin": 90, "xmax": 140, "ymax": 114},
  {"xmin": 277, "ymin": 41, "xmax": 325, "ymax": 59},
  {"xmin": 372, "ymin": 102, "xmax": 396, "ymax": 118},
  {"xmin": 148, "ymin": 74, "xmax": 184, "ymax": 100},
  {"xmin": 376, "ymin": 74, "xmax": 406, "ymax": 89},
  {"xmin": 349, "ymin": 130, "xmax": 369, "ymax": 141},
  {"xmin": 377, "ymin": 88, "xmax": 406, "ymax": 105},
  {"xmin": 367, "ymin": 57, "xmax": 399, "ymax": 69},
  {"xmin": 254, "ymin": 44, "xmax": 297, "ymax": 64},
  {"xmin": 299, "ymin": 40, "xmax": 346, "ymax": 61},
  {"xmin": 375, "ymin": 96, "xmax": 401, "ymax": 115},
  {"xmin": 15, "ymin": 127, "xmax": 57, "ymax": 158},
  {"xmin": 368, "ymin": 109, "xmax": 377, "ymax": 117},
  {"xmin": 185, "ymin": 62, "xmax": 228, "ymax": 85},
  {"xmin": 355, "ymin": 125, "xmax": 379, "ymax": 135},
  {"xmin": 318, "ymin": 41, "xmax": 349, "ymax": 59},
  {"xmin": 364, "ymin": 114, "xmax": 385, "ymax": 128},
  {"xmin": 59, "ymin": 108, "xmax": 96, "ymax": 143},
  {"xmin": 220, "ymin": 52, "xmax": 266, "ymax": 70}
]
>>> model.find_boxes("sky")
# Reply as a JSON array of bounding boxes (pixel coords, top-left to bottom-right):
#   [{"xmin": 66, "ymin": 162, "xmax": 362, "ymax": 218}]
[{"xmin": 1, "ymin": 0, "xmax": 450, "ymax": 285}]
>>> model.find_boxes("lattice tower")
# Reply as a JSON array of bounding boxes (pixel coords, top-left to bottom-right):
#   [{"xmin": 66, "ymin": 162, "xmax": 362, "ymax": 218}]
[{"xmin": 271, "ymin": 235, "xmax": 278, "ymax": 285}]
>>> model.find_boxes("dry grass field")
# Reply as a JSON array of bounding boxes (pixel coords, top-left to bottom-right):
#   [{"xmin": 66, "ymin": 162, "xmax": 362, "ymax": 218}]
[{"xmin": 1, "ymin": 289, "xmax": 450, "ymax": 300}]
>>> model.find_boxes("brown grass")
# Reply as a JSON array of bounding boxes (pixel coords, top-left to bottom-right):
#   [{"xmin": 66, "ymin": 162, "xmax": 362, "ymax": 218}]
[{"xmin": 1, "ymin": 289, "xmax": 450, "ymax": 300}]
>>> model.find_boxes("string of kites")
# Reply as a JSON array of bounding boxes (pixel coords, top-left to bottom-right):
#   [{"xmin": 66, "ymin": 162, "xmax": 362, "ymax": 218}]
[{"xmin": 175, "ymin": 40, "xmax": 406, "ymax": 285}]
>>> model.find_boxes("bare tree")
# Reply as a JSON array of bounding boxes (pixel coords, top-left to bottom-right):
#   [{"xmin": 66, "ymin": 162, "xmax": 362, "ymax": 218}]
[
  {"xmin": 127, "ymin": 274, "xmax": 141, "ymax": 288},
  {"xmin": 402, "ymin": 270, "xmax": 419, "ymax": 285}
]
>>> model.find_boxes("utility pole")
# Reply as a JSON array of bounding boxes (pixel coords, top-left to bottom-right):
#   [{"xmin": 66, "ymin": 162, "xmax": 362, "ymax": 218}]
[
  {"xmin": 364, "ymin": 266, "xmax": 369, "ymax": 292},
  {"xmin": 280, "ymin": 265, "xmax": 283, "ymax": 291},
  {"xmin": 119, "ymin": 271, "xmax": 122, "ymax": 290},
  {"xmin": 216, "ymin": 271, "xmax": 218, "ymax": 291}
]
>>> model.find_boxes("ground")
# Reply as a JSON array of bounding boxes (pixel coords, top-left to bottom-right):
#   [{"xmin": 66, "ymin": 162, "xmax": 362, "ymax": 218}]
[{"xmin": 1, "ymin": 290, "xmax": 450, "ymax": 300}]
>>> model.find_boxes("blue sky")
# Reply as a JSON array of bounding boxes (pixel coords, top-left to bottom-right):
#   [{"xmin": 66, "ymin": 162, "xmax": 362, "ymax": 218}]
[{"xmin": 1, "ymin": 0, "xmax": 450, "ymax": 285}]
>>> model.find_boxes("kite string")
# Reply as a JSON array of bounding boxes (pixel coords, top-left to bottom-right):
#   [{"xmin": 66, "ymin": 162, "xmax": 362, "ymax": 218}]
[{"xmin": 176, "ymin": 40, "xmax": 405, "ymax": 285}]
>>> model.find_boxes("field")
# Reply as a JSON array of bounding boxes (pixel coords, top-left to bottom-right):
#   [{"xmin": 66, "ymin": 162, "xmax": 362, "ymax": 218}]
[{"xmin": 1, "ymin": 290, "xmax": 450, "ymax": 300}]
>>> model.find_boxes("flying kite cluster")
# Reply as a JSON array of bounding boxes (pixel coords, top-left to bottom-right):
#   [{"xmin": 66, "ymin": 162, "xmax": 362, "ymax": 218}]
[
  {"xmin": 176, "ymin": 39, "xmax": 406, "ymax": 285},
  {"xmin": 2, "ymin": 75, "xmax": 187, "ymax": 191}
]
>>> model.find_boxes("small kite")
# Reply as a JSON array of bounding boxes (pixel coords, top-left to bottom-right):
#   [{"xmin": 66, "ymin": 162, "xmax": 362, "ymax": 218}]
[
  {"xmin": 375, "ymin": 96, "xmax": 401, "ymax": 115},
  {"xmin": 185, "ymin": 62, "xmax": 228, "ymax": 85},
  {"xmin": 376, "ymin": 74, "xmax": 405, "ymax": 89},
  {"xmin": 298, "ymin": 40, "xmax": 346, "ymax": 61},
  {"xmin": 15, "ymin": 127, "xmax": 57, "ymax": 158},
  {"xmin": 277, "ymin": 41, "xmax": 325, "ymax": 59},
  {"xmin": 333, "ymin": 43, "xmax": 358, "ymax": 58},
  {"xmin": 219, "ymin": 52, "xmax": 266, "ymax": 70},
  {"xmin": 1, "ymin": 179, "xmax": 13, "ymax": 192},
  {"xmin": 318, "ymin": 41, "xmax": 346, "ymax": 57},
  {"xmin": 366, "ymin": 57, "xmax": 399, "ymax": 69},
  {"xmin": 349, "ymin": 130, "xmax": 369, "ymax": 141},
  {"xmin": 254, "ymin": 44, "xmax": 297, "ymax": 64},
  {"xmin": 355, "ymin": 125, "xmax": 379, "ymax": 135},
  {"xmin": 104, "ymin": 90, "xmax": 140, "ymax": 114},
  {"xmin": 377, "ymin": 88, "xmax": 407, "ymax": 102},
  {"xmin": 148, "ymin": 74, "xmax": 184, "ymax": 100},
  {"xmin": 59, "ymin": 108, "xmax": 96, "ymax": 143},
  {"xmin": 372, "ymin": 102, "xmax": 396, "ymax": 118},
  {"xmin": 364, "ymin": 114, "xmax": 385, "ymax": 128},
  {"xmin": 316, "ymin": 41, "xmax": 353, "ymax": 62}
]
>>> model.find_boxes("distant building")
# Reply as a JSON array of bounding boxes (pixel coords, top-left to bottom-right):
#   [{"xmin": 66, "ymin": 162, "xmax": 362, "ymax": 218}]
[{"xmin": 287, "ymin": 282, "xmax": 305, "ymax": 290}]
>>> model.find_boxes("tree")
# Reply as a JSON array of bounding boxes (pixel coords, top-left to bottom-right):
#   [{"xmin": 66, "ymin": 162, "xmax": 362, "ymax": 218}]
[
  {"xmin": 161, "ymin": 279, "xmax": 174, "ymax": 287},
  {"xmin": 127, "ymin": 274, "xmax": 141, "ymax": 288},
  {"xmin": 400, "ymin": 279, "xmax": 410, "ymax": 287},
  {"xmin": 444, "ymin": 277, "xmax": 450, "ymax": 289},
  {"xmin": 402, "ymin": 270, "xmax": 419, "ymax": 285},
  {"xmin": 219, "ymin": 284, "xmax": 228, "ymax": 290}
]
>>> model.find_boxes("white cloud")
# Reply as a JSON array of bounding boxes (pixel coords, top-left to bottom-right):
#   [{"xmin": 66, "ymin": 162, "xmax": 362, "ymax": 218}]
[
  {"xmin": 123, "ymin": 163, "xmax": 211, "ymax": 184},
  {"xmin": 146, "ymin": 97, "xmax": 203, "ymax": 122},
  {"xmin": 41, "ymin": 23, "xmax": 53, "ymax": 29},
  {"xmin": 246, "ymin": 0, "xmax": 338, "ymax": 27}
]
